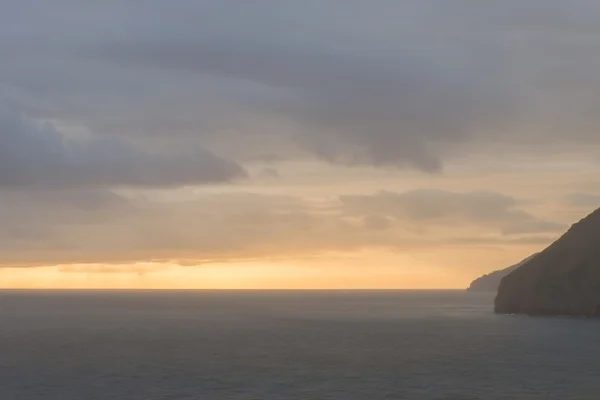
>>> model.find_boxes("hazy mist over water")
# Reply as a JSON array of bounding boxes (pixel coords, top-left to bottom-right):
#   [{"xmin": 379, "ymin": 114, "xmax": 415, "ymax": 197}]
[{"xmin": 1, "ymin": 290, "xmax": 600, "ymax": 399}]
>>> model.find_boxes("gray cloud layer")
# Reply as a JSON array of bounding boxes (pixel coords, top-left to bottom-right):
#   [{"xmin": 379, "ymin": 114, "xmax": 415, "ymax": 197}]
[
  {"xmin": 4, "ymin": 0, "xmax": 600, "ymax": 172},
  {"xmin": 0, "ymin": 107, "xmax": 245, "ymax": 187},
  {"xmin": 1, "ymin": 1, "xmax": 599, "ymax": 269}
]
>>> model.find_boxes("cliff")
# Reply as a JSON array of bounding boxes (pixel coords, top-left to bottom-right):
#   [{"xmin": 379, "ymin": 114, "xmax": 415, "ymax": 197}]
[
  {"xmin": 495, "ymin": 207, "xmax": 600, "ymax": 316},
  {"xmin": 467, "ymin": 254, "xmax": 538, "ymax": 292}
]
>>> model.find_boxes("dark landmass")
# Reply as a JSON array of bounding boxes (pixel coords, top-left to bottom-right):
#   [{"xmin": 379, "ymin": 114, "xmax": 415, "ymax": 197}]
[
  {"xmin": 467, "ymin": 254, "xmax": 538, "ymax": 292},
  {"xmin": 495, "ymin": 208, "xmax": 600, "ymax": 316}
]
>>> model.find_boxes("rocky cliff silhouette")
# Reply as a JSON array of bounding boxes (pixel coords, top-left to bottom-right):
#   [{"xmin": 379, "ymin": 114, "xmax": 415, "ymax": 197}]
[
  {"xmin": 495, "ymin": 208, "xmax": 600, "ymax": 316},
  {"xmin": 467, "ymin": 254, "xmax": 538, "ymax": 292}
]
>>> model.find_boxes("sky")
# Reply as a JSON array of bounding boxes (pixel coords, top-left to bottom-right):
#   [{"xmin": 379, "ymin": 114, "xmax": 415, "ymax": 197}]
[{"xmin": 2, "ymin": 0, "xmax": 600, "ymax": 289}]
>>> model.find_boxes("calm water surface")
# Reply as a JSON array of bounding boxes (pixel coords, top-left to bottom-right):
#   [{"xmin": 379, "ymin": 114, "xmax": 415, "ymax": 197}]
[{"xmin": 1, "ymin": 290, "xmax": 599, "ymax": 399}]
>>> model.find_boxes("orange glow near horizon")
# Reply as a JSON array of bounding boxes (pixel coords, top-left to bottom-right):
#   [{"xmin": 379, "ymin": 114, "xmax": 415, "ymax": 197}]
[{"xmin": 0, "ymin": 247, "xmax": 539, "ymax": 290}]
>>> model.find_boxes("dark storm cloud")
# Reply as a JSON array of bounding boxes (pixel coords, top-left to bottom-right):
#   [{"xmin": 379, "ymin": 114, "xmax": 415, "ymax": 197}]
[
  {"xmin": 4, "ymin": 1, "xmax": 600, "ymax": 171},
  {"xmin": 0, "ymin": 107, "xmax": 245, "ymax": 187}
]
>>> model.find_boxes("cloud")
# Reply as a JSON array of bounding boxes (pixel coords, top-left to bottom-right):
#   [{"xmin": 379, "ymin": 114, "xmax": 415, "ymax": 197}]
[
  {"xmin": 3, "ymin": 1, "xmax": 600, "ymax": 171},
  {"xmin": 0, "ymin": 107, "xmax": 245, "ymax": 187},
  {"xmin": 0, "ymin": 190, "xmax": 339, "ymax": 267},
  {"xmin": 563, "ymin": 193, "xmax": 600, "ymax": 208},
  {"xmin": 0, "ymin": 188, "xmax": 563, "ymax": 268},
  {"xmin": 76, "ymin": 18, "xmax": 515, "ymax": 171},
  {"xmin": 256, "ymin": 167, "xmax": 280, "ymax": 180},
  {"xmin": 0, "ymin": 1, "xmax": 594, "ymax": 273},
  {"xmin": 341, "ymin": 189, "xmax": 565, "ymax": 236}
]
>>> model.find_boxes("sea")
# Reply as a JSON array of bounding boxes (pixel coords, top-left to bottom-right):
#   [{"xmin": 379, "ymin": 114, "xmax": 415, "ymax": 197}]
[{"xmin": 1, "ymin": 290, "xmax": 600, "ymax": 400}]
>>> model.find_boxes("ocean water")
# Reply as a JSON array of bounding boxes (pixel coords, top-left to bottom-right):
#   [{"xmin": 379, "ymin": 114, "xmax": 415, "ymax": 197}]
[{"xmin": 1, "ymin": 290, "xmax": 600, "ymax": 399}]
